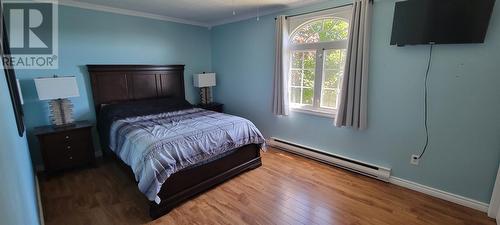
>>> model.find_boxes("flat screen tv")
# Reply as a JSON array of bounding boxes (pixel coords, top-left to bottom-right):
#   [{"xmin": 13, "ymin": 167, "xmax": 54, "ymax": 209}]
[{"xmin": 390, "ymin": 0, "xmax": 496, "ymax": 46}]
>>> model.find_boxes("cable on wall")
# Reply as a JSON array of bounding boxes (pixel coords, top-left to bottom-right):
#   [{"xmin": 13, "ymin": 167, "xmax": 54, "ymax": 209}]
[{"xmin": 417, "ymin": 43, "xmax": 434, "ymax": 159}]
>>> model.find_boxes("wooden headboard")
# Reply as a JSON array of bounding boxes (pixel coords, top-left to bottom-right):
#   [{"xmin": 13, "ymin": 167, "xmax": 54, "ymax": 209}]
[{"xmin": 87, "ymin": 65, "xmax": 185, "ymax": 113}]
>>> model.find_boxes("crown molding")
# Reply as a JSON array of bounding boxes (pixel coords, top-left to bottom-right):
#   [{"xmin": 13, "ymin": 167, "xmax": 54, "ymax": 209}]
[
  {"xmin": 208, "ymin": 7, "xmax": 284, "ymax": 28},
  {"xmin": 33, "ymin": 0, "xmax": 329, "ymax": 29},
  {"xmin": 40, "ymin": 0, "xmax": 211, "ymax": 28},
  {"xmin": 208, "ymin": 0, "xmax": 326, "ymax": 27}
]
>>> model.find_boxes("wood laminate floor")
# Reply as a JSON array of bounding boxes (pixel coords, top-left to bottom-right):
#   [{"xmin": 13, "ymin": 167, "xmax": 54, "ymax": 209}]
[{"xmin": 40, "ymin": 148, "xmax": 495, "ymax": 225}]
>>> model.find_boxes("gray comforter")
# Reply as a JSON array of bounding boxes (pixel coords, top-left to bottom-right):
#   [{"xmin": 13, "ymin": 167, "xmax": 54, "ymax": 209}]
[{"xmin": 108, "ymin": 108, "xmax": 265, "ymax": 203}]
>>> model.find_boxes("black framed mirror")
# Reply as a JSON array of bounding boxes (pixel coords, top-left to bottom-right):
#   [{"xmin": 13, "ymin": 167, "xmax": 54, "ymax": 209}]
[{"xmin": 1, "ymin": 6, "xmax": 25, "ymax": 137}]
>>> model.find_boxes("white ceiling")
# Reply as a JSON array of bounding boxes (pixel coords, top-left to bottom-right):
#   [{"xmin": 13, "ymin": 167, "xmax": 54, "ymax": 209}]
[{"xmin": 58, "ymin": 0, "xmax": 328, "ymax": 27}]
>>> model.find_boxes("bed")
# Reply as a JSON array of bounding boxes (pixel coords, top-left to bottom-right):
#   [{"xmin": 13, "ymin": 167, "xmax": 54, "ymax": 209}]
[{"xmin": 87, "ymin": 65, "xmax": 264, "ymax": 219}]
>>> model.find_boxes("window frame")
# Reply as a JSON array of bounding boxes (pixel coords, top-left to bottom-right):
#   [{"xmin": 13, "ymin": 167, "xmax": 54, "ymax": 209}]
[{"xmin": 287, "ymin": 7, "xmax": 352, "ymax": 117}]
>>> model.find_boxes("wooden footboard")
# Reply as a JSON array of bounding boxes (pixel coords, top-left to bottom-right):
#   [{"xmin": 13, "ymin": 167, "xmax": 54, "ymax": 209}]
[{"xmin": 149, "ymin": 144, "xmax": 262, "ymax": 219}]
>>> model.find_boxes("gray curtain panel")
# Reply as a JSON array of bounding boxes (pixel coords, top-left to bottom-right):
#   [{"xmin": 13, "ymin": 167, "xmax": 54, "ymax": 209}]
[
  {"xmin": 335, "ymin": 0, "xmax": 373, "ymax": 129},
  {"xmin": 272, "ymin": 15, "xmax": 290, "ymax": 116}
]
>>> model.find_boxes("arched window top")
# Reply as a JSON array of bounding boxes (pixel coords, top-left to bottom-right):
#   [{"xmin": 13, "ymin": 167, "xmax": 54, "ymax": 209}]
[{"xmin": 290, "ymin": 17, "xmax": 349, "ymax": 44}]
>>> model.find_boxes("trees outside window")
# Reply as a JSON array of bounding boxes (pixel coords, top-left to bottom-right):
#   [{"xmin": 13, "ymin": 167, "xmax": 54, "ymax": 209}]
[{"xmin": 289, "ymin": 16, "xmax": 350, "ymax": 116}]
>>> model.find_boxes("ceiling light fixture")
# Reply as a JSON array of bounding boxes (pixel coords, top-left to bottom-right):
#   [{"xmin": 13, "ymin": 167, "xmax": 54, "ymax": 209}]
[
  {"xmin": 232, "ymin": 0, "xmax": 236, "ymax": 15},
  {"xmin": 256, "ymin": 0, "xmax": 260, "ymax": 21}
]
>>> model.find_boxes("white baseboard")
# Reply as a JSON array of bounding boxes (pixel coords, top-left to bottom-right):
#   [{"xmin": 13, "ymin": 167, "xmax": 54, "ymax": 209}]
[
  {"xmin": 389, "ymin": 176, "xmax": 489, "ymax": 212},
  {"xmin": 35, "ymin": 175, "xmax": 45, "ymax": 225}
]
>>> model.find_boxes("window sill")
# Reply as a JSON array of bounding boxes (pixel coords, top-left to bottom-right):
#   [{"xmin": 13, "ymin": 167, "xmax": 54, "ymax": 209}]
[{"xmin": 291, "ymin": 107, "xmax": 336, "ymax": 118}]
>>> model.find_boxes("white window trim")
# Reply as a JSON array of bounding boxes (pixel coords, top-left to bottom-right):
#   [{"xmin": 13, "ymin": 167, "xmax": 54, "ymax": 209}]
[
  {"xmin": 287, "ymin": 7, "xmax": 351, "ymax": 117},
  {"xmin": 292, "ymin": 105, "xmax": 336, "ymax": 118}
]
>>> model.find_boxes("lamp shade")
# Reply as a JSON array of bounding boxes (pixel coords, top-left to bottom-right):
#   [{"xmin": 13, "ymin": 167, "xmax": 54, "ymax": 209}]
[
  {"xmin": 34, "ymin": 76, "xmax": 80, "ymax": 100},
  {"xmin": 193, "ymin": 73, "xmax": 216, "ymax": 88}
]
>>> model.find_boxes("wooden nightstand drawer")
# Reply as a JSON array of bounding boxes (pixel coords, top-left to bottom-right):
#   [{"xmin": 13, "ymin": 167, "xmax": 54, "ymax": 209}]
[
  {"xmin": 43, "ymin": 139, "xmax": 93, "ymax": 170},
  {"xmin": 34, "ymin": 121, "xmax": 95, "ymax": 174},
  {"xmin": 44, "ymin": 128, "xmax": 89, "ymax": 144}
]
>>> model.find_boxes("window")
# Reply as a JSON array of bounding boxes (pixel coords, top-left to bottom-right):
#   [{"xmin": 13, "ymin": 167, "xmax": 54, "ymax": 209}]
[{"xmin": 288, "ymin": 10, "xmax": 350, "ymax": 116}]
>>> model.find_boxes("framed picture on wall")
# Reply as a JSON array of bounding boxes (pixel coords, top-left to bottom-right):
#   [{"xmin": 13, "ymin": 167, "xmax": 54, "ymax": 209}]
[{"xmin": 1, "ymin": 13, "xmax": 25, "ymax": 137}]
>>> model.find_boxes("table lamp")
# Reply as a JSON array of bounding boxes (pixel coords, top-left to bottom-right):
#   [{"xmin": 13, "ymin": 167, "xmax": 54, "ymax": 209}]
[
  {"xmin": 193, "ymin": 72, "xmax": 216, "ymax": 104},
  {"xmin": 34, "ymin": 76, "xmax": 80, "ymax": 127}
]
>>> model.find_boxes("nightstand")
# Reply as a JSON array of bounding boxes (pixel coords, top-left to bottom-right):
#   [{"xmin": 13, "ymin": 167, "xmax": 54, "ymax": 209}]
[
  {"xmin": 197, "ymin": 102, "xmax": 224, "ymax": 113},
  {"xmin": 34, "ymin": 121, "xmax": 95, "ymax": 174}
]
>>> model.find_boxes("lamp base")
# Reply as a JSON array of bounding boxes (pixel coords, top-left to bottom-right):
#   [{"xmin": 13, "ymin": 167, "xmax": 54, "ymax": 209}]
[
  {"xmin": 49, "ymin": 98, "xmax": 75, "ymax": 127},
  {"xmin": 200, "ymin": 87, "xmax": 213, "ymax": 105}
]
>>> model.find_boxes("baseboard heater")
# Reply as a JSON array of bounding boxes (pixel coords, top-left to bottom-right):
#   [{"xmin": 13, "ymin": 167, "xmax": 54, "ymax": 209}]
[{"xmin": 267, "ymin": 137, "xmax": 391, "ymax": 182}]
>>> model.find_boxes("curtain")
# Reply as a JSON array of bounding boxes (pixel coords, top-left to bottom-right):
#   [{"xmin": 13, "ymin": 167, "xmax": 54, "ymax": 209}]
[
  {"xmin": 335, "ymin": 0, "xmax": 373, "ymax": 129},
  {"xmin": 272, "ymin": 15, "xmax": 290, "ymax": 116}
]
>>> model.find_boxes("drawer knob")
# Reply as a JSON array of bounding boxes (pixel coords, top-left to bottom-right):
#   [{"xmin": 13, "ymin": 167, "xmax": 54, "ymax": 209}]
[
  {"xmin": 66, "ymin": 146, "xmax": 71, "ymax": 149},
  {"xmin": 69, "ymin": 156, "xmax": 73, "ymax": 160},
  {"xmin": 65, "ymin": 135, "xmax": 70, "ymax": 139}
]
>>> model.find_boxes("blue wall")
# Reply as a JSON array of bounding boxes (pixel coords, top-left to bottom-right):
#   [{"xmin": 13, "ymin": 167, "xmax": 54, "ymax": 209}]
[
  {"xmin": 0, "ymin": 66, "xmax": 40, "ymax": 225},
  {"xmin": 211, "ymin": 0, "xmax": 500, "ymax": 203},
  {"xmin": 11, "ymin": 0, "xmax": 500, "ymax": 206},
  {"xmin": 16, "ymin": 6, "xmax": 212, "ymax": 165}
]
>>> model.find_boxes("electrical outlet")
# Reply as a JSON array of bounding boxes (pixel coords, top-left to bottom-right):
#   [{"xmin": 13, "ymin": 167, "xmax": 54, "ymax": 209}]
[{"xmin": 410, "ymin": 154, "xmax": 420, "ymax": 165}]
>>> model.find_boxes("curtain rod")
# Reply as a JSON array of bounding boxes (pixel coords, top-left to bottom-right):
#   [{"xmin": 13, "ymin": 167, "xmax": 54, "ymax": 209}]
[
  {"xmin": 275, "ymin": 0, "xmax": 374, "ymax": 20},
  {"xmin": 274, "ymin": 3, "xmax": 353, "ymax": 20},
  {"xmin": 287, "ymin": 3, "xmax": 353, "ymax": 19}
]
